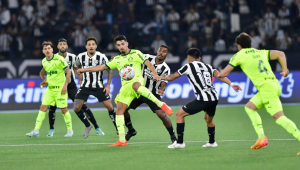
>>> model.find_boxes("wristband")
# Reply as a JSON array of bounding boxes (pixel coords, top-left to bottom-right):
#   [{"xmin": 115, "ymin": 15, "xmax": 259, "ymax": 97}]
[{"xmin": 230, "ymin": 83, "xmax": 235, "ymax": 87}]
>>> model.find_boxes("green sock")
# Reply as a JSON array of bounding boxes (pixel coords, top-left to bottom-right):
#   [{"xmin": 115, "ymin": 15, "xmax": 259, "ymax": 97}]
[
  {"xmin": 34, "ymin": 110, "xmax": 46, "ymax": 130},
  {"xmin": 276, "ymin": 116, "xmax": 300, "ymax": 141},
  {"xmin": 116, "ymin": 115, "xmax": 126, "ymax": 142},
  {"xmin": 245, "ymin": 107, "xmax": 265, "ymax": 140},
  {"xmin": 137, "ymin": 86, "xmax": 163, "ymax": 107},
  {"xmin": 62, "ymin": 111, "xmax": 72, "ymax": 131}
]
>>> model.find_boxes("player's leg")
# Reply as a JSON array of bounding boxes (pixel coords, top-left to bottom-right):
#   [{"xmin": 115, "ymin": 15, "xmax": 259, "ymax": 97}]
[
  {"xmin": 47, "ymin": 105, "xmax": 57, "ymax": 137},
  {"xmin": 132, "ymin": 82, "xmax": 172, "ymax": 115},
  {"xmin": 202, "ymin": 100, "xmax": 218, "ymax": 147},
  {"xmin": 124, "ymin": 98, "xmax": 142, "ymax": 141},
  {"xmin": 155, "ymin": 109, "xmax": 177, "ymax": 143},
  {"xmin": 56, "ymin": 92, "xmax": 73, "ymax": 137}
]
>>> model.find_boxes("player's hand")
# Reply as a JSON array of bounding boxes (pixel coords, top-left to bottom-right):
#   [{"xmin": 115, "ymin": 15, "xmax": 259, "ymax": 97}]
[
  {"xmin": 153, "ymin": 74, "xmax": 161, "ymax": 81},
  {"xmin": 103, "ymin": 85, "xmax": 110, "ymax": 96},
  {"xmin": 77, "ymin": 68, "xmax": 85, "ymax": 74},
  {"xmin": 232, "ymin": 84, "xmax": 242, "ymax": 92},
  {"xmin": 40, "ymin": 80, "xmax": 48, "ymax": 87},
  {"xmin": 158, "ymin": 87, "xmax": 165, "ymax": 97},
  {"xmin": 280, "ymin": 68, "xmax": 289, "ymax": 77},
  {"xmin": 61, "ymin": 85, "xmax": 67, "ymax": 95}
]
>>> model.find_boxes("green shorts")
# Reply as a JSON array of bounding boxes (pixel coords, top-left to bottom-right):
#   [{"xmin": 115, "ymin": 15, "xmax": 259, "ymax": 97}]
[
  {"xmin": 114, "ymin": 77, "xmax": 145, "ymax": 107},
  {"xmin": 42, "ymin": 88, "xmax": 68, "ymax": 108},
  {"xmin": 250, "ymin": 81, "xmax": 282, "ymax": 116}
]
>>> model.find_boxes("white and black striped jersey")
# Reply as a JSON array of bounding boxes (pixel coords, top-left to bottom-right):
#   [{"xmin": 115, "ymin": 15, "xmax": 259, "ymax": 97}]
[
  {"xmin": 57, "ymin": 52, "xmax": 77, "ymax": 84},
  {"xmin": 76, "ymin": 51, "xmax": 108, "ymax": 88},
  {"xmin": 178, "ymin": 61, "xmax": 218, "ymax": 101},
  {"xmin": 143, "ymin": 54, "xmax": 171, "ymax": 95}
]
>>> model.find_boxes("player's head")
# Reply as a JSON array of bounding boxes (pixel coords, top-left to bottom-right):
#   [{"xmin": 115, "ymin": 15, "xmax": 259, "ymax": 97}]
[
  {"xmin": 114, "ymin": 35, "xmax": 128, "ymax": 54},
  {"xmin": 235, "ymin": 32, "xmax": 252, "ymax": 50},
  {"xmin": 57, "ymin": 38, "xmax": 68, "ymax": 53},
  {"xmin": 187, "ymin": 48, "xmax": 201, "ymax": 63},
  {"xmin": 85, "ymin": 37, "xmax": 97, "ymax": 54},
  {"xmin": 156, "ymin": 45, "xmax": 169, "ymax": 61},
  {"xmin": 42, "ymin": 41, "xmax": 53, "ymax": 57}
]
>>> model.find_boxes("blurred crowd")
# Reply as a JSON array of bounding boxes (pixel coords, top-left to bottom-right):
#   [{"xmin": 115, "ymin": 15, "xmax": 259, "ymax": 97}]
[{"xmin": 1, "ymin": 0, "xmax": 300, "ymax": 60}]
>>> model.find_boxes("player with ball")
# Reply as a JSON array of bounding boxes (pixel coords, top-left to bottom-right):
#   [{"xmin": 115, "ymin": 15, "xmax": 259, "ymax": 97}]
[{"xmin": 77, "ymin": 35, "xmax": 173, "ymax": 147}]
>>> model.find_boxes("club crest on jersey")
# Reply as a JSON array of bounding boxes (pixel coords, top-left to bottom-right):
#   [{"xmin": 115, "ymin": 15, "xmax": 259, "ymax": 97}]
[
  {"xmin": 67, "ymin": 61, "xmax": 71, "ymax": 66},
  {"xmin": 94, "ymin": 60, "xmax": 99, "ymax": 64},
  {"xmin": 156, "ymin": 69, "xmax": 162, "ymax": 74},
  {"xmin": 128, "ymin": 57, "xmax": 133, "ymax": 62}
]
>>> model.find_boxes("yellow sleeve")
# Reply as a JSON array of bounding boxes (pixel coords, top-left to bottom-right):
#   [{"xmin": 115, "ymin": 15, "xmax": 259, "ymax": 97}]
[
  {"xmin": 105, "ymin": 57, "xmax": 117, "ymax": 70},
  {"xmin": 136, "ymin": 50, "xmax": 148, "ymax": 64},
  {"xmin": 59, "ymin": 56, "xmax": 68, "ymax": 69},
  {"xmin": 260, "ymin": 50, "xmax": 270, "ymax": 61},
  {"xmin": 228, "ymin": 54, "xmax": 240, "ymax": 67}
]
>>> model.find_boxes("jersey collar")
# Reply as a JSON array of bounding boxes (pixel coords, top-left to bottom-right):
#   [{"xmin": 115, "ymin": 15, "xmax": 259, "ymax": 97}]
[
  {"xmin": 121, "ymin": 49, "xmax": 131, "ymax": 56},
  {"xmin": 46, "ymin": 54, "xmax": 54, "ymax": 61}
]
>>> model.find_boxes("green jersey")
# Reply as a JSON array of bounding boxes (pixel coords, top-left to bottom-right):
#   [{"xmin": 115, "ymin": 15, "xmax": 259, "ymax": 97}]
[
  {"xmin": 42, "ymin": 54, "xmax": 69, "ymax": 91},
  {"xmin": 105, "ymin": 49, "xmax": 148, "ymax": 86},
  {"xmin": 229, "ymin": 48, "xmax": 277, "ymax": 88}
]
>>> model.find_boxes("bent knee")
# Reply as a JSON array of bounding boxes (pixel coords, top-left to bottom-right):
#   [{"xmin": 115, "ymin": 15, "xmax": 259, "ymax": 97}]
[
  {"xmin": 73, "ymin": 106, "xmax": 81, "ymax": 113},
  {"xmin": 132, "ymin": 82, "xmax": 140, "ymax": 91}
]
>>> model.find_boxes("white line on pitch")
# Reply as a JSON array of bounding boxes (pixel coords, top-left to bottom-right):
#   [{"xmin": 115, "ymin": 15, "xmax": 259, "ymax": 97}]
[{"xmin": 0, "ymin": 139, "xmax": 296, "ymax": 147}]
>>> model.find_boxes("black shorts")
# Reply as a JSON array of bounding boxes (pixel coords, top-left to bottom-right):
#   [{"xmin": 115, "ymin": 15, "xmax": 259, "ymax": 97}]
[
  {"xmin": 129, "ymin": 94, "xmax": 161, "ymax": 113},
  {"xmin": 67, "ymin": 83, "xmax": 78, "ymax": 102},
  {"xmin": 75, "ymin": 87, "xmax": 110, "ymax": 102},
  {"xmin": 182, "ymin": 100, "xmax": 218, "ymax": 117}
]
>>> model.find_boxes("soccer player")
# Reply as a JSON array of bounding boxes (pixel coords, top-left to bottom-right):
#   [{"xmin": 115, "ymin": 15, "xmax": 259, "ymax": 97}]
[
  {"xmin": 26, "ymin": 41, "xmax": 73, "ymax": 137},
  {"xmin": 77, "ymin": 35, "xmax": 173, "ymax": 147},
  {"xmin": 124, "ymin": 45, "xmax": 177, "ymax": 143},
  {"xmin": 162, "ymin": 48, "xmax": 241, "ymax": 149},
  {"xmin": 74, "ymin": 37, "xmax": 117, "ymax": 138},
  {"xmin": 47, "ymin": 38, "xmax": 104, "ymax": 137},
  {"xmin": 218, "ymin": 32, "xmax": 300, "ymax": 151}
]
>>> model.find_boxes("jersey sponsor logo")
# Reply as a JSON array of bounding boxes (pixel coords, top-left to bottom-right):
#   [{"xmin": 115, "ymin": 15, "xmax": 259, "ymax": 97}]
[
  {"xmin": 47, "ymin": 71, "xmax": 58, "ymax": 76},
  {"xmin": 123, "ymin": 64, "xmax": 133, "ymax": 67}
]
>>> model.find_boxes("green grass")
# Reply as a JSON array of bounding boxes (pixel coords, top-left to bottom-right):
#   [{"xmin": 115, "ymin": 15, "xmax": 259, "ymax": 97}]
[{"xmin": 0, "ymin": 105, "xmax": 300, "ymax": 170}]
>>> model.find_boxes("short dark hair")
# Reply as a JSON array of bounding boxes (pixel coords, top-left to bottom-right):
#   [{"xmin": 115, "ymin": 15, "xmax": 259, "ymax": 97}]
[
  {"xmin": 114, "ymin": 35, "xmax": 127, "ymax": 43},
  {"xmin": 58, "ymin": 38, "xmax": 67, "ymax": 43},
  {"xmin": 235, "ymin": 32, "xmax": 252, "ymax": 48},
  {"xmin": 85, "ymin": 37, "xmax": 97, "ymax": 45},
  {"xmin": 160, "ymin": 45, "xmax": 170, "ymax": 52},
  {"xmin": 42, "ymin": 41, "xmax": 53, "ymax": 48},
  {"xmin": 187, "ymin": 48, "xmax": 201, "ymax": 59}
]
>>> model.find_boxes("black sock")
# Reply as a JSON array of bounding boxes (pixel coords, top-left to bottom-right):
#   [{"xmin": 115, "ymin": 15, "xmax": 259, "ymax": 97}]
[
  {"xmin": 177, "ymin": 123, "xmax": 185, "ymax": 144},
  {"xmin": 109, "ymin": 110, "xmax": 118, "ymax": 131},
  {"xmin": 49, "ymin": 106, "xmax": 57, "ymax": 129},
  {"xmin": 75, "ymin": 109, "xmax": 90, "ymax": 127},
  {"xmin": 208, "ymin": 126, "xmax": 215, "ymax": 143},
  {"xmin": 166, "ymin": 126, "xmax": 175, "ymax": 137},
  {"xmin": 82, "ymin": 104, "xmax": 99, "ymax": 129},
  {"xmin": 125, "ymin": 116, "xmax": 134, "ymax": 131}
]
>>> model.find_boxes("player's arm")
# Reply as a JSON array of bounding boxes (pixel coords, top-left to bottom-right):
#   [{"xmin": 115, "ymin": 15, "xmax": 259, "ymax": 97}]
[
  {"xmin": 104, "ymin": 68, "xmax": 112, "ymax": 96},
  {"xmin": 269, "ymin": 50, "xmax": 289, "ymax": 77},
  {"xmin": 161, "ymin": 72, "xmax": 181, "ymax": 81},
  {"xmin": 158, "ymin": 82, "xmax": 167, "ymax": 97},
  {"xmin": 62, "ymin": 67, "xmax": 71, "ymax": 94},
  {"xmin": 217, "ymin": 65, "xmax": 235, "ymax": 78},
  {"xmin": 144, "ymin": 60, "xmax": 161, "ymax": 81},
  {"xmin": 75, "ymin": 57, "xmax": 83, "ymax": 85},
  {"xmin": 213, "ymin": 69, "xmax": 241, "ymax": 92},
  {"xmin": 39, "ymin": 68, "xmax": 48, "ymax": 87},
  {"xmin": 77, "ymin": 64, "xmax": 108, "ymax": 74}
]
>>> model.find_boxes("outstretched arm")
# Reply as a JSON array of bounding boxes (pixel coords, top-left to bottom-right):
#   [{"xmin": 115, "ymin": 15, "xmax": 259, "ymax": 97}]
[
  {"xmin": 270, "ymin": 50, "xmax": 289, "ymax": 77},
  {"xmin": 144, "ymin": 60, "xmax": 161, "ymax": 81},
  {"xmin": 161, "ymin": 72, "xmax": 181, "ymax": 82},
  {"xmin": 217, "ymin": 64, "xmax": 235, "ymax": 78},
  {"xmin": 214, "ymin": 69, "xmax": 241, "ymax": 92},
  {"xmin": 40, "ymin": 68, "xmax": 48, "ymax": 87},
  {"xmin": 77, "ymin": 64, "xmax": 108, "ymax": 74},
  {"xmin": 62, "ymin": 67, "xmax": 71, "ymax": 94}
]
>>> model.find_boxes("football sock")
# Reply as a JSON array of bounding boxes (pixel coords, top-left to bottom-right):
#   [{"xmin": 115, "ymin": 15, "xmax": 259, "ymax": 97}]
[
  {"xmin": 137, "ymin": 86, "xmax": 163, "ymax": 107},
  {"xmin": 62, "ymin": 111, "xmax": 72, "ymax": 131},
  {"xmin": 116, "ymin": 115, "xmax": 126, "ymax": 142},
  {"xmin": 208, "ymin": 126, "xmax": 215, "ymax": 143},
  {"xmin": 34, "ymin": 110, "xmax": 46, "ymax": 130},
  {"xmin": 108, "ymin": 110, "xmax": 118, "ymax": 131},
  {"xmin": 166, "ymin": 126, "xmax": 175, "ymax": 137},
  {"xmin": 82, "ymin": 104, "xmax": 99, "ymax": 129},
  {"xmin": 276, "ymin": 116, "xmax": 300, "ymax": 141},
  {"xmin": 177, "ymin": 123, "xmax": 185, "ymax": 144},
  {"xmin": 245, "ymin": 107, "xmax": 265, "ymax": 140},
  {"xmin": 49, "ymin": 106, "xmax": 57, "ymax": 129},
  {"xmin": 75, "ymin": 110, "xmax": 90, "ymax": 127},
  {"xmin": 125, "ymin": 116, "xmax": 134, "ymax": 131}
]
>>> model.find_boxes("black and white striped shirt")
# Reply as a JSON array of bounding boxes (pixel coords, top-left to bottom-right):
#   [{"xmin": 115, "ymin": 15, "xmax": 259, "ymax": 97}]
[
  {"xmin": 178, "ymin": 61, "xmax": 218, "ymax": 101},
  {"xmin": 0, "ymin": 33, "xmax": 12, "ymax": 52},
  {"xmin": 76, "ymin": 51, "xmax": 108, "ymax": 88},
  {"xmin": 57, "ymin": 52, "xmax": 77, "ymax": 84},
  {"xmin": 143, "ymin": 54, "xmax": 170, "ymax": 95}
]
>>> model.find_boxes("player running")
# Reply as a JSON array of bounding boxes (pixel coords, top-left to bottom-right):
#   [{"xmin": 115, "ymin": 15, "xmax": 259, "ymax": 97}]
[
  {"xmin": 26, "ymin": 41, "xmax": 73, "ymax": 137},
  {"xmin": 124, "ymin": 45, "xmax": 177, "ymax": 143},
  {"xmin": 74, "ymin": 37, "xmax": 117, "ymax": 138},
  {"xmin": 77, "ymin": 35, "xmax": 173, "ymax": 147},
  {"xmin": 218, "ymin": 32, "xmax": 300, "ymax": 152},
  {"xmin": 162, "ymin": 48, "xmax": 241, "ymax": 149},
  {"xmin": 46, "ymin": 38, "xmax": 104, "ymax": 137}
]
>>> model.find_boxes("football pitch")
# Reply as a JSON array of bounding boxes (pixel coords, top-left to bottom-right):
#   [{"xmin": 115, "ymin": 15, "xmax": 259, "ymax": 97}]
[{"xmin": 0, "ymin": 105, "xmax": 299, "ymax": 170}]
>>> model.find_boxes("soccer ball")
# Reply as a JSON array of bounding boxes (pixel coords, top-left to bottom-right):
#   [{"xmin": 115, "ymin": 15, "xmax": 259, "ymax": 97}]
[{"xmin": 120, "ymin": 66, "xmax": 135, "ymax": 80}]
